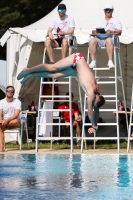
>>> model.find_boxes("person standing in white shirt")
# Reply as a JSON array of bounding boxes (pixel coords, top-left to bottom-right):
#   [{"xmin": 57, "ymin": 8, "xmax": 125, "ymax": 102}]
[
  {"xmin": 0, "ymin": 86, "xmax": 21, "ymax": 152},
  {"xmin": 45, "ymin": 3, "xmax": 75, "ymax": 64},
  {"xmin": 89, "ymin": 3, "xmax": 122, "ymax": 69}
]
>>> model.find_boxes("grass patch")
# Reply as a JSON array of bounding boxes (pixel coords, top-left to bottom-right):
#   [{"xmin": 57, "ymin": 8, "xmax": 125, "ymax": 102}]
[{"xmin": 5, "ymin": 140, "xmax": 128, "ymax": 150}]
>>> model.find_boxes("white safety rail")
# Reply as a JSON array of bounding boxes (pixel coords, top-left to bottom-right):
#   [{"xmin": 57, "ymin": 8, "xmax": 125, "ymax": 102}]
[
  {"xmin": 36, "ymin": 76, "xmax": 84, "ymax": 152},
  {"xmin": 35, "ymin": 36, "xmax": 83, "ymax": 152},
  {"xmin": 36, "ymin": 77, "xmax": 74, "ymax": 152},
  {"xmin": 127, "ymin": 83, "xmax": 133, "ymax": 152},
  {"xmin": 81, "ymin": 34, "xmax": 128, "ymax": 153}
]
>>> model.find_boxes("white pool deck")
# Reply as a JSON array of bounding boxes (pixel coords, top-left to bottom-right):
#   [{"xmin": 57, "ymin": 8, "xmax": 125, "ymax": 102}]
[{"xmin": 1, "ymin": 148, "xmax": 133, "ymax": 154}]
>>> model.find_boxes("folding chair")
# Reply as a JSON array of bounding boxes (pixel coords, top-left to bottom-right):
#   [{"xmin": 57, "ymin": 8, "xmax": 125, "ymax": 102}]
[
  {"xmin": 4, "ymin": 112, "xmax": 31, "ymax": 150},
  {"xmin": 20, "ymin": 112, "xmax": 32, "ymax": 150},
  {"xmin": 4, "ymin": 128, "xmax": 21, "ymax": 150}
]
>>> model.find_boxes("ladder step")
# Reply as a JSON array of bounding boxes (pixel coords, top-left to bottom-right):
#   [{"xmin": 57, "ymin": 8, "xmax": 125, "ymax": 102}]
[
  {"xmin": 85, "ymin": 95, "xmax": 116, "ymax": 98},
  {"xmin": 105, "ymin": 100, "xmax": 118, "ymax": 102},
  {"xmin": 37, "ymin": 137, "xmax": 72, "ymax": 140},
  {"xmin": 96, "ymin": 76, "xmax": 121, "ymax": 79},
  {"xmin": 38, "ymin": 109, "xmax": 70, "ymax": 111},
  {"xmin": 83, "ymin": 123, "xmax": 117, "ymax": 126},
  {"xmin": 103, "ymin": 95, "xmax": 116, "ymax": 98},
  {"xmin": 40, "ymin": 95, "xmax": 73, "ymax": 98},
  {"xmin": 100, "ymin": 109, "xmax": 117, "ymax": 112},
  {"xmin": 82, "ymin": 137, "xmax": 126, "ymax": 140},
  {"xmin": 38, "ymin": 123, "xmax": 70, "ymax": 125},
  {"xmin": 85, "ymin": 109, "xmax": 117, "ymax": 112},
  {"xmin": 42, "ymin": 82, "xmax": 70, "ymax": 84},
  {"xmin": 85, "ymin": 95, "xmax": 117, "ymax": 99},
  {"xmin": 40, "ymin": 100, "xmax": 73, "ymax": 102},
  {"xmin": 93, "ymin": 68, "xmax": 111, "ymax": 70},
  {"xmin": 97, "ymin": 81, "xmax": 116, "ymax": 84},
  {"xmin": 99, "ymin": 95, "xmax": 117, "ymax": 102}
]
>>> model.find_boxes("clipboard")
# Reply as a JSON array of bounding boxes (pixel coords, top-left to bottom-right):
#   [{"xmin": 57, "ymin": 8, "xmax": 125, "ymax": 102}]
[{"xmin": 96, "ymin": 28, "xmax": 106, "ymax": 34}]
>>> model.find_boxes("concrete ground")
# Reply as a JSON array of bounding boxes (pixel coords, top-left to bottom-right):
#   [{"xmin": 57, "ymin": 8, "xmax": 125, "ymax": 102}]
[{"xmin": 1, "ymin": 147, "xmax": 133, "ymax": 154}]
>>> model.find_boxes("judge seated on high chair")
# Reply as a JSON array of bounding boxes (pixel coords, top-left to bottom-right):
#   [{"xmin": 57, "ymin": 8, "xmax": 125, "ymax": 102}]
[
  {"xmin": 45, "ymin": 3, "xmax": 75, "ymax": 64},
  {"xmin": 88, "ymin": 3, "xmax": 122, "ymax": 69},
  {"xmin": 0, "ymin": 85, "xmax": 21, "ymax": 152}
]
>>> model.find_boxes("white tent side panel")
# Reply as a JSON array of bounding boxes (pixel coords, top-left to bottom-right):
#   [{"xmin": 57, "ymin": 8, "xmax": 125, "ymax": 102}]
[
  {"xmin": 6, "ymin": 34, "xmax": 18, "ymax": 86},
  {"xmin": 18, "ymin": 42, "xmax": 44, "ymax": 109},
  {"xmin": 14, "ymin": 39, "xmax": 33, "ymax": 98}
]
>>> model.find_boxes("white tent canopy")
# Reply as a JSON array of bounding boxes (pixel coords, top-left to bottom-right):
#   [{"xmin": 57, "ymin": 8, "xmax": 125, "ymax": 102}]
[
  {"xmin": 1, "ymin": 0, "xmax": 133, "ymax": 44},
  {"xmin": 0, "ymin": 0, "xmax": 133, "ymax": 109}
]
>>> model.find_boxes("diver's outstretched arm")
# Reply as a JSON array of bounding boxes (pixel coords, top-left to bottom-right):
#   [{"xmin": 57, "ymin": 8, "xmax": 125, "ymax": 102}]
[{"xmin": 17, "ymin": 53, "xmax": 75, "ymax": 80}]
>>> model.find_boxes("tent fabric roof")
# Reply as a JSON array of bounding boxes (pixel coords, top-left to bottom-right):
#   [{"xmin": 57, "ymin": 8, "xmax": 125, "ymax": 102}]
[
  {"xmin": 25, "ymin": 0, "xmax": 133, "ymax": 31},
  {"xmin": 1, "ymin": 0, "xmax": 133, "ymax": 45}
]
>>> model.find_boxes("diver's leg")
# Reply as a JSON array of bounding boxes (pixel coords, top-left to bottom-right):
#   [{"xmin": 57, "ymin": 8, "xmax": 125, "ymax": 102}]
[
  {"xmin": 20, "ymin": 68, "xmax": 77, "ymax": 84},
  {"xmin": 17, "ymin": 53, "xmax": 75, "ymax": 80}
]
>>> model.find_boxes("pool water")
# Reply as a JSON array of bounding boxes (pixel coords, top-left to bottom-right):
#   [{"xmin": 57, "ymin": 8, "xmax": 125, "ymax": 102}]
[{"xmin": 0, "ymin": 154, "xmax": 133, "ymax": 200}]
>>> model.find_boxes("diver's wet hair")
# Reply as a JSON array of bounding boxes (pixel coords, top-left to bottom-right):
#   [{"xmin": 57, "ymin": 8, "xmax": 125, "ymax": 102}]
[
  {"xmin": 94, "ymin": 90, "xmax": 100, "ymax": 95},
  {"xmin": 97, "ymin": 95, "xmax": 105, "ymax": 108}
]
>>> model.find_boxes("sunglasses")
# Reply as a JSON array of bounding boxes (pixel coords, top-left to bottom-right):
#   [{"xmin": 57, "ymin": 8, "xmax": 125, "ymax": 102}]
[
  {"xmin": 6, "ymin": 90, "xmax": 15, "ymax": 93},
  {"xmin": 58, "ymin": 9, "xmax": 66, "ymax": 13},
  {"xmin": 105, "ymin": 8, "xmax": 113, "ymax": 11}
]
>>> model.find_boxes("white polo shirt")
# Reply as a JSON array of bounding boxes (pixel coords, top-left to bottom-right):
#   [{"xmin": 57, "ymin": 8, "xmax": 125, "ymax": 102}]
[
  {"xmin": 94, "ymin": 17, "xmax": 122, "ymax": 31},
  {"xmin": 50, "ymin": 14, "xmax": 75, "ymax": 38},
  {"xmin": 0, "ymin": 98, "xmax": 21, "ymax": 119}
]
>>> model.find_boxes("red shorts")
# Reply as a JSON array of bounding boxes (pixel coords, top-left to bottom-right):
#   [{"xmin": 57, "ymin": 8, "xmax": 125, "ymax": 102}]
[{"xmin": 72, "ymin": 52, "xmax": 85, "ymax": 70}]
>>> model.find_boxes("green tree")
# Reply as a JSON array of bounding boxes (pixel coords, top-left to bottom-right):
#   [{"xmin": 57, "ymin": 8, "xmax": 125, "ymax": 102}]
[
  {"xmin": 0, "ymin": 0, "xmax": 61, "ymax": 59},
  {"xmin": 0, "ymin": 0, "xmax": 61, "ymax": 29}
]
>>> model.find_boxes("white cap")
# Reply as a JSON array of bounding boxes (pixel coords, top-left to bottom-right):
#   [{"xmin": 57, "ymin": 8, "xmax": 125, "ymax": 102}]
[{"xmin": 104, "ymin": 3, "xmax": 114, "ymax": 9}]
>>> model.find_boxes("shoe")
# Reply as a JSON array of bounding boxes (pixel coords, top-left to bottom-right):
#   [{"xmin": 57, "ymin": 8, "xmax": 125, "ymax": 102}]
[
  {"xmin": 77, "ymin": 140, "xmax": 81, "ymax": 147},
  {"xmin": 107, "ymin": 60, "xmax": 115, "ymax": 69},
  {"xmin": 89, "ymin": 61, "xmax": 96, "ymax": 69}
]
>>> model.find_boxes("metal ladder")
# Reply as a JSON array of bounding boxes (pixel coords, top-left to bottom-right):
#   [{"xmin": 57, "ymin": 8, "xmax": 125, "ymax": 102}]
[
  {"xmin": 36, "ymin": 36, "xmax": 80, "ymax": 152},
  {"xmin": 36, "ymin": 76, "xmax": 75, "ymax": 152},
  {"xmin": 127, "ymin": 83, "xmax": 133, "ymax": 152},
  {"xmin": 81, "ymin": 34, "xmax": 128, "ymax": 153}
]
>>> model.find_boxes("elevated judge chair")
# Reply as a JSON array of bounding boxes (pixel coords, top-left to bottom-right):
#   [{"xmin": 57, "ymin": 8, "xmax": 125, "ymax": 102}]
[{"xmin": 43, "ymin": 34, "xmax": 78, "ymax": 63}]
